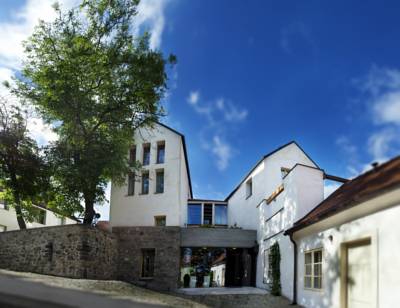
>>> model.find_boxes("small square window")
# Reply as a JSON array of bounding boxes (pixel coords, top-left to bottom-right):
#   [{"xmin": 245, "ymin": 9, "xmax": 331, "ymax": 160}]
[
  {"xmin": 154, "ymin": 216, "xmax": 166, "ymax": 226},
  {"xmin": 0, "ymin": 225, "xmax": 7, "ymax": 232},
  {"xmin": 156, "ymin": 142, "xmax": 165, "ymax": 164},
  {"xmin": 142, "ymin": 144, "xmax": 151, "ymax": 166},
  {"xmin": 141, "ymin": 249, "xmax": 155, "ymax": 278},
  {"xmin": 32, "ymin": 208, "xmax": 46, "ymax": 225},
  {"xmin": 246, "ymin": 178, "xmax": 252, "ymax": 199},
  {"xmin": 141, "ymin": 172, "xmax": 149, "ymax": 194}
]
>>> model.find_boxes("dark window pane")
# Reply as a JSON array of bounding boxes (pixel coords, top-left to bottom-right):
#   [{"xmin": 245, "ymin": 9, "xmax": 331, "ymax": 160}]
[
  {"xmin": 203, "ymin": 203, "xmax": 213, "ymax": 225},
  {"xmin": 128, "ymin": 173, "xmax": 135, "ymax": 195},
  {"xmin": 142, "ymin": 172, "xmax": 149, "ymax": 194},
  {"xmin": 129, "ymin": 146, "xmax": 136, "ymax": 164},
  {"xmin": 188, "ymin": 204, "xmax": 201, "ymax": 225},
  {"xmin": 155, "ymin": 216, "xmax": 166, "ymax": 226},
  {"xmin": 214, "ymin": 204, "xmax": 227, "ymax": 225},
  {"xmin": 143, "ymin": 145, "xmax": 150, "ymax": 165},
  {"xmin": 141, "ymin": 249, "xmax": 155, "ymax": 278},
  {"xmin": 157, "ymin": 143, "xmax": 165, "ymax": 164},
  {"xmin": 156, "ymin": 170, "xmax": 164, "ymax": 193}
]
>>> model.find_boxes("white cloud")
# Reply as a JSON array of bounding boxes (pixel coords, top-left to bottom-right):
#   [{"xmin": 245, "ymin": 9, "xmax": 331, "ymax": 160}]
[
  {"xmin": 372, "ymin": 91, "xmax": 400, "ymax": 125},
  {"xmin": 367, "ymin": 128, "xmax": 400, "ymax": 162},
  {"xmin": 324, "ymin": 183, "xmax": 341, "ymax": 199},
  {"xmin": 187, "ymin": 90, "xmax": 200, "ymax": 105},
  {"xmin": 134, "ymin": 0, "xmax": 170, "ymax": 50},
  {"xmin": 26, "ymin": 117, "xmax": 58, "ymax": 146},
  {"xmin": 187, "ymin": 91, "xmax": 248, "ymax": 170},
  {"xmin": 211, "ymin": 136, "xmax": 232, "ymax": 171}
]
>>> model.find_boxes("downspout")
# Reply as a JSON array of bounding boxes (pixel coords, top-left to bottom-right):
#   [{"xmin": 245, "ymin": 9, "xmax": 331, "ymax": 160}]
[{"xmin": 289, "ymin": 233, "xmax": 297, "ymax": 305}]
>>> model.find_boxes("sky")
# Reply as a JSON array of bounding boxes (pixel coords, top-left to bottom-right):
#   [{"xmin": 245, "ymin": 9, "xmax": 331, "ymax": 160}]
[{"xmin": 1, "ymin": 0, "xmax": 400, "ymax": 220}]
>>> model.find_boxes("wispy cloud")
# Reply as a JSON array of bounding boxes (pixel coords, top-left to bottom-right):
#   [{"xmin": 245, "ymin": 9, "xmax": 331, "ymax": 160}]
[
  {"xmin": 280, "ymin": 21, "xmax": 317, "ymax": 55},
  {"xmin": 340, "ymin": 65, "xmax": 400, "ymax": 176},
  {"xmin": 187, "ymin": 90, "xmax": 248, "ymax": 171}
]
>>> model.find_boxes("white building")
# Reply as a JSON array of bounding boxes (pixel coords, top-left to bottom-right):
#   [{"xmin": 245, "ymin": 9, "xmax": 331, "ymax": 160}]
[
  {"xmin": 110, "ymin": 121, "xmax": 400, "ymax": 306},
  {"xmin": 0, "ymin": 200, "xmax": 77, "ymax": 231}
]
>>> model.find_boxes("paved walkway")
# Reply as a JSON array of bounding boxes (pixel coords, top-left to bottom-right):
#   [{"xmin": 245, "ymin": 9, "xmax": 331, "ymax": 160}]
[{"xmin": 177, "ymin": 287, "xmax": 268, "ymax": 295}]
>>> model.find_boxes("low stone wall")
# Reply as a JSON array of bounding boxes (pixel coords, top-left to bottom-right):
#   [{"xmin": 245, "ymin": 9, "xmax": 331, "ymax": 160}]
[
  {"xmin": 0, "ymin": 225, "xmax": 117, "ymax": 280},
  {"xmin": 113, "ymin": 226, "xmax": 181, "ymax": 291}
]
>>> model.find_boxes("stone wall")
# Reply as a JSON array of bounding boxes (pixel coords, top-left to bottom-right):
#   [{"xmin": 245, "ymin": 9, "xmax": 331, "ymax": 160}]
[
  {"xmin": 113, "ymin": 226, "xmax": 181, "ymax": 291},
  {"xmin": 0, "ymin": 225, "xmax": 117, "ymax": 280}
]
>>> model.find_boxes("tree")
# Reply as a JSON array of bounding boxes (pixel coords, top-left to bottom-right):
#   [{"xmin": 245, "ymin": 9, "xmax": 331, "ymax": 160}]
[
  {"xmin": 12, "ymin": 0, "xmax": 175, "ymax": 224},
  {"xmin": 0, "ymin": 98, "xmax": 49, "ymax": 229}
]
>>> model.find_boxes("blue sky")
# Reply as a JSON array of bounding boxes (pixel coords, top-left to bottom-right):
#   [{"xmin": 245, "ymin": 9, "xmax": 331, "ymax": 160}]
[{"xmin": 1, "ymin": 1, "xmax": 400, "ymax": 217}]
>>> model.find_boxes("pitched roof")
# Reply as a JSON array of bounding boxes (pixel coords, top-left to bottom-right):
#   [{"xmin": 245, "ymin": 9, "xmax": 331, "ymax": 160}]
[
  {"xmin": 156, "ymin": 122, "xmax": 193, "ymax": 198},
  {"xmin": 224, "ymin": 141, "xmax": 319, "ymax": 201},
  {"xmin": 285, "ymin": 155, "xmax": 400, "ymax": 235}
]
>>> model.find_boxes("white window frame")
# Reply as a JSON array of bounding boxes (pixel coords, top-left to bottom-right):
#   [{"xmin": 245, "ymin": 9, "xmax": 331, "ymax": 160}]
[{"xmin": 304, "ymin": 248, "xmax": 323, "ymax": 291}]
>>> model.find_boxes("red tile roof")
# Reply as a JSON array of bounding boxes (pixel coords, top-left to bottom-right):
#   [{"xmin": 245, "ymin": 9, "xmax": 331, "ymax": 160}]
[{"xmin": 285, "ymin": 155, "xmax": 400, "ymax": 234}]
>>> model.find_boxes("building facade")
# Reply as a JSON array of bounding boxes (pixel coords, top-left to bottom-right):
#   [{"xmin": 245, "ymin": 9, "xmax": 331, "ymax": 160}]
[{"xmin": 0, "ymin": 200, "xmax": 77, "ymax": 232}]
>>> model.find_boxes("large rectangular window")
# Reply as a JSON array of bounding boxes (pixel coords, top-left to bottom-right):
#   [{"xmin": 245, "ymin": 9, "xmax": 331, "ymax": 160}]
[
  {"xmin": 155, "ymin": 170, "xmax": 164, "ymax": 193},
  {"xmin": 156, "ymin": 142, "xmax": 165, "ymax": 164},
  {"xmin": 214, "ymin": 204, "xmax": 227, "ymax": 225},
  {"xmin": 187, "ymin": 204, "xmax": 202, "ymax": 225},
  {"xmin": 141, "ymin": 171, "xmax": 149, "ymax": 194},
  {"xmin": 142, "ymin": 144, "xmax": 150, "ymax": 166},
  {"xmin": 128, "ymin": 173, "xmax": 135, "ymax": 196},
  {"xmin": 129, "ymin": 146, "xmax": 136, "ymax": 164},
  {"xmin": 203, "ymin": 203, "xmax": 213, "ymax": 225},
  {"xmin": 141, "ymin": 249, "xmax": 155, "ymax": 278},
  {"xmin": 304, "ymin": 249, "xmax": 323, "ymax": 290}
]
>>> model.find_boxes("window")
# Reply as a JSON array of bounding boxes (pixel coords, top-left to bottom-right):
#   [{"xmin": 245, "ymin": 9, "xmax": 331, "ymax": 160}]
[
  {"xmin": 304, "ymin": 249, "xmax": 323, "ymax": 290},
  {"xmin": 156, "ymin": 142, "xmax": 165, "ymax": 164},
  {"xmin": 142, "ymin": 144, "xmax": 150, "ymax": 165},
  {"xmin": 187, "ymin": 203, "xmax": 202, "ymax": 225},
  {"xmin": 214, "ymin": 204, "xmax": 227, "ymax": 225},
  {"xmin": 155, "ymin": 170, "xmax": 164, "ymax": 193},
  {"xmin": 60, "ymin": 217, "xmax": 66, "ymax": 225},
  {"xmin": 32, "ymin": 208, "xmax": 46, "ymax": 225},
  {"xmin": 281, "ymin": 167, "xmax": 290, "ymax": 179},
  {"xmin": 203, "ymin": 203, "xmax": 213, "ymax": 225},
  {"xmin": 141, "ymin": 171, "xmax": 149, "ymax": 194},
  {"xmin": 154, "ymin": 216, "xmax": 166, "ymax": 226},
  {"xmin": 128, "ymin": 173, "xmax": 135, "ymax": 196},
  {"xmin": 141, "ymin": 249, "xmax": 155, "ymax": 278},
  {"xmin": 129, "ymin": 146, "xmax": 136, "ymax": 164},
  {"xmin": 0, "ymin": 225, "xmax": 6, "ymax": 232},
  {"xmin": 0, "ymin": 200, "xmax": 8, "ymax": 210},
  {"xmin": 263, "ymin": 248, "xmax": 272, "ymax": 285},
  {"xmin": 246, "ymin": 178, "xmax": 252, "ymax": 198}
]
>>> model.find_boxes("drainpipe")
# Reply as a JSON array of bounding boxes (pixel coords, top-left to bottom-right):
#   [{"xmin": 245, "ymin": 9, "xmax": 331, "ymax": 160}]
[{"xmin": 289, "ymin": 233, "xmax": 297, "ymax": 305}]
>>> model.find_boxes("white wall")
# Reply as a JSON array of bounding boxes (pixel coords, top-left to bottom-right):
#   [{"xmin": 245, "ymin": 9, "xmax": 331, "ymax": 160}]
[
  {"xmin": 0, "ymin": 204, "xmax": 76, "ymax": 231},
  {"xmin": 256, "ymin": 163, "xmax": 324, "ymax": 299},
  {"xmin": 110, "ymin": 123, "xmax": 191, "ymax": 227},
  {"xmin": 295, "ymin": 188, "xmax": 400, "ymax": 308}
]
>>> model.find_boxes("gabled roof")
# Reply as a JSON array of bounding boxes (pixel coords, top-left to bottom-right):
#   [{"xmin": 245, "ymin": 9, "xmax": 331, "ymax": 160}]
[
  {"xmin": 285, "ymin": 155, "xmax": 400, "ymax": 235},
  {"xmin": 224, "ymin": 141, "xmax": 319, "ymax": 201},
  {"xmin": 156, "ymin": 122, "xmax": 193, "ymax": 198}
]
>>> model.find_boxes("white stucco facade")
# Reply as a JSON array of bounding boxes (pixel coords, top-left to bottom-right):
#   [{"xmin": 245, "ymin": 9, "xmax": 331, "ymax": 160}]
[
  {"xmin": 0, "ymin": 202, "xmax": 77, "ymax": 231},
  {"xmin": 110, "ymin": 123, "xmax": 192, "ymax": 227},
  {"xmin": 293, "ymin": 187, "xmax": 400, "ymax": 308}
]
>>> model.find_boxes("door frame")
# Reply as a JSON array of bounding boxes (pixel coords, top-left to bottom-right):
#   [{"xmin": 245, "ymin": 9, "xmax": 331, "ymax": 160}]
[{"xmin": 339, "ymin": 231, "xmax": 378, "ymax": 308}]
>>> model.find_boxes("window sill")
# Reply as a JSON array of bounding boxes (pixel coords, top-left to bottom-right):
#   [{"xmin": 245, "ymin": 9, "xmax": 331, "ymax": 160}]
[
  {"xmin": 154, "ymin": 191, "xmax": 164, "ymax": 194},
  {"xmin": 139, "ymin": 193, "xmax": 149, "ymax": 195},
  {"xmin": 304, "ymin": 287, "xmax": 324, "ymax": 293},
  {"xmin": 139, "ymin": 277, "xmax": 154, "ymax": 281},
  {"xmin": 155, "ymin": 162, "xmax": 165, "ymax": 165}
]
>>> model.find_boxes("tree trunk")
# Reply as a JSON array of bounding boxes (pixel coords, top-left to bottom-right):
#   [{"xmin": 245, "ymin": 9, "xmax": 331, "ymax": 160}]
[
  {"xmin": 14, "ymin": 202, "xmax": 27, "ymax": 230},
  {"xmin": 83, "ymin": 196, "xmax": 95, "ymax": 225}
]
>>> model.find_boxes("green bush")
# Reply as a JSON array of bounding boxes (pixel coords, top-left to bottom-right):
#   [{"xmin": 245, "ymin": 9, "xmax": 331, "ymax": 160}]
[{"xmin": 270, "ymin": 242, "xmax": 281, "ymax": 296}]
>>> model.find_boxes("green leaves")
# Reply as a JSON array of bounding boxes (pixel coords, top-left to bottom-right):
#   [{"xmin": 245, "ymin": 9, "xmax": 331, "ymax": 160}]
[{"xmin": 13, "ymin": 0, "xmax": 175, "ymax": 223}]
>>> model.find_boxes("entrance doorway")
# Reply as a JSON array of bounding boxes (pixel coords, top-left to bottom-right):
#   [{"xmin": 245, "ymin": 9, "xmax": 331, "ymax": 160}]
[
  {"xmin": 225, "ymin": 248, "xmax": 256, "ymax": 287},
  {"xmin": 341, "ymin": 238, "xmax": 373, "ymax": 308}
]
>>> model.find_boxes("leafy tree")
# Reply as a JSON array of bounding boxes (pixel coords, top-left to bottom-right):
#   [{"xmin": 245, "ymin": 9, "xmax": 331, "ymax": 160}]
[
  {"xmin": 12, "ymin": 0, "xmax": 175, "ymax": 224},
  {"xmin": 0, "ymin": 98, "xmax": 50, "ymax": 229}
]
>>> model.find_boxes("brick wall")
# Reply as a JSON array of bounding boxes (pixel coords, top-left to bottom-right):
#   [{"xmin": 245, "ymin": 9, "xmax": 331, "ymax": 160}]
[
  {"xmin": 0, "ymin": 225, "xmax": 117, "ymax": 280},
  {"xmin": 113, "ymin": 226, "xmax": 181, "ymax": 291}
]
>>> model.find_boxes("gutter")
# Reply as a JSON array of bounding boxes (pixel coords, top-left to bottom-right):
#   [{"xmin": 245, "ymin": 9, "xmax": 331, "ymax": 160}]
[{"xmin": 288, "ymin": 232, "xmax": 297, "ymax": 305}]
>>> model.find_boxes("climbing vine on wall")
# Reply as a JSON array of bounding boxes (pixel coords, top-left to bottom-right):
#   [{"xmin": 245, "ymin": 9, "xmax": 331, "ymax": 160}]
[{"xmin": 270, "ymin": 242, "xmax": 281, "ymax": 296}]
